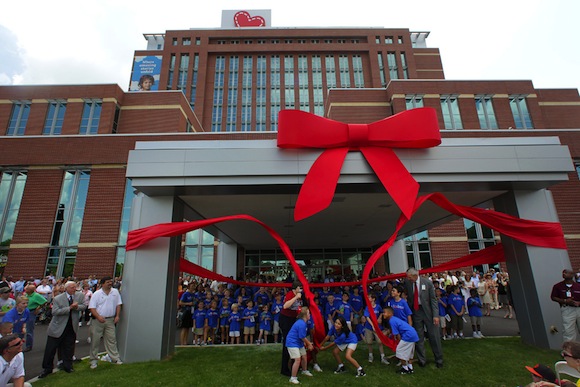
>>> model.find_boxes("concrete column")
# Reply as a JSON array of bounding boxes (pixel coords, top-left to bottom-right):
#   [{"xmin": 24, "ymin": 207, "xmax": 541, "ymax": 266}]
[
  {"xmin": 216, "ymin": 242, "xmax": 238, "ymax": 278},
  {"xmin": 117, "ymin": 194, "xmax": 183, "ymax": 362},
  {"xmin": 388, "ymin": 239, "xmax": 409, "ymax": 274},
  {"xmin": 493, "ymin": 189, "xmax": 571, "ymax": 349}
]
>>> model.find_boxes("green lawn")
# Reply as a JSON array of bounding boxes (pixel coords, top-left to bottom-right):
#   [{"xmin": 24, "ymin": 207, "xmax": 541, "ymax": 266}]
[{"xmin": 32, "ymin": 338, "xmax": 565, "ymax": 387}]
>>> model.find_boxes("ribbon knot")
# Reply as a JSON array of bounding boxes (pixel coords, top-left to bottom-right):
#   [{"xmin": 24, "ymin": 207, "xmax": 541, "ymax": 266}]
[
  {"xmin": 277, "ymin": 107, "xmax": 441, "ymax": 221},
  {"xmin": 347, "ymin": 123, "xmax": 369, "ymax": 149}
]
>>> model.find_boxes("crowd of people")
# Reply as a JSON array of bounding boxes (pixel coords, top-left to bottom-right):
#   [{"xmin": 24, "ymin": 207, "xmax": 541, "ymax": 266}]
[
  {"xmin": 177, "ymin": 267, "xmax": 516, "ymax": 383},
  {"xmin": 0, "ymin": 274, "xmax": 123, "ymax": 384}
]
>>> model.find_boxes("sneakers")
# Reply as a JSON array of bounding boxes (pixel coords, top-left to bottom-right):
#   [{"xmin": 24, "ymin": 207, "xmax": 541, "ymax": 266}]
[
  {"xmin": 112, "ymin": 360, "xmax": 123, "ymax": 365},
  {"xmin": 368, "ymin": 353, "xmax": 374, "ymax": 363},
  {"xmin": 472, "ymin": 332, "xmax": 479, "ymax": 338},
  {"xmin": 289, "ymin": 377, "xmax": 300, "ymax": 384},
  {"xmin": 87, "ymin": 337, "xmax": 91, "ymax": 344},
  {"xmin": 313, "ymin": 364, "xmax": 323, "ymax": 372},
  {"xmin": 334, "ymin": 364, "xmax": 346, "ymax": 374},
  {"xmin": 100, "ymin": 354, "xmax": 111, "ymax": 362},
  {"xmin": 90, "ymin": 362, "xmax": 98, "ymax": 369},
  {"xmin": 399, "ymin": 367, "xmax": 413, "ymax": 374},
  {"xmin": 396, "ymin": 361, "xmax": 402, "ymax": 367},
  {"xmin": 381, "ymin": 356, "xmax": 390, "ymax": 365},
  {"xmin": 356, "ymin": 368, "xmax": 366, "ymax": 377},
  {"xmin": 477, "ymin": 331, "xmax": 485, "ymax": 338},
  {"xmin": 301, "ymin": 370, "xmax": 313, "ymax": 377}
]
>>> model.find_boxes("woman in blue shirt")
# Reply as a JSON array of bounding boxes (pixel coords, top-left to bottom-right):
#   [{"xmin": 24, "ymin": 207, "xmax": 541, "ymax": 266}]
[{"xmin": 320, "ymin": 316, "xmax": 366, "ymax": 377}]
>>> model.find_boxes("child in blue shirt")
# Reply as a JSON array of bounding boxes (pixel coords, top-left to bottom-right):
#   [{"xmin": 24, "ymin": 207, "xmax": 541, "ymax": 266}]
[
  {"xmin": 349, "ymin": 287, "xmax": 364, "ymax": 330},
  {"xmin": 205, "ymin": 300, "xmax": 219, "ymax": 344},
  {"xmin": 228, "ymin": 303, "xmax": 241, "ymax": 344},
  {"xmin": 271, "ymin": 292, "xmax": 284, "ymax": 343},
  {"xmin": 448, "ymin": 285, "xmax": 465, "ymax": 339},
  {"xmin": 193, "ymin": 301, "xmax": 207, "ymax": 346},
  {"xmin": 219, "ymin": 298, "xmax": 231, "ymax": 344},
  {"xmin": 256, "ymin": 304, "xmax": 272, "ymax": 344},
  {"xmin": 467, "ymin": 288, "xmax": 484, "ymax": 338},
  {"xmin": 336, "ymin": 293, "xmax": 353, "ymax": 329},
  {"xmin": 435, "ymin": 288, "xmax": 449, "ymax": 340},
  {"xmin": 320, "ymin": 315, "xmax": 366, "ymax": 377},
  {"xmin": 325, "ymin": 294, "xmax": 338, "ymax": 332},
  {"xmin": 242, "ymin": 299, "xmax": 258, "ymax": 344},
  {"xmin": 286, "ymin": 307, "xmax": 314, "ymax": 384},
  {"xmin": 381, "ymin": 307, "xmax": 419, "ymax": 375},
  {"xmin": 361, "ymin": 293, "xmax": 388, "ymax": 364},
  {"xmin": 387, "ymin": 285, "xmax": 413, "ymax": 325}
]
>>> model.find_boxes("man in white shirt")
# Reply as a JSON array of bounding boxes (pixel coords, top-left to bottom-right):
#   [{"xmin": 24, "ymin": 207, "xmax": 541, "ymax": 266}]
[
  {"xmin": 0, "ymin": 333, "xmax": 32, "ymax": 387},
  {"xmin": 88, "ymin": 276, "xmax": 123, "ymax": 369},
  {"xmin": 36, "ymin": 280, "xmax": 52, "ymax": 302}
]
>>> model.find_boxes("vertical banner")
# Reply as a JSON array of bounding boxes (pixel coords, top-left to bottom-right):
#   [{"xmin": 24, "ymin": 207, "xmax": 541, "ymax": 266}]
[{"xmin": 129, "ymin": 55, "xmax": 162, "ymax": 91}]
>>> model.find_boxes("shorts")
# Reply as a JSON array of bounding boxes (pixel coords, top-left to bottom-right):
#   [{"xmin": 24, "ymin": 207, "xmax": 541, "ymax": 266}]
[
  {"xmin": 273, "ymin": 320, "xmax": 280, "ymax": 334},
  {"xmin": 352, "ymin": 315, "xmax": 360, "ymax": 325},
  {"xmin": 193, "ymin": 328, "xmax": 204, "ymax": 336},
  {"xmin": 396, "ymin": 340, "xmax": 415, "ymax": 361},
  {"xmin": 260, "ymin": 329, "xmax": 270, "ymax": 335},
  {"xmin": 440, "ymin": 316, "xmax": 447, "ymax": 329},
  {"xmin": 363, "ymin": 329, "xmax": 381, "ymax": 345},
  {"xmin": 244, "ymin": 326, "xmax": 255, "ymax": 335},
  {"xmin": 450, "ymin": 315, "xmax": 464, "ymax": 331},
  {"xmin": 287, "ymin": 346, "xmax": 306, "ymax": 359},
  {"xmin": 229, "ymin": 330, "xmax": 240, "ymax": 337},
  {"xmin": 470, "ymin": 315, "xmax": 482, "ymax": 326},
  {"xmin": 337, "ymin": 343, "xmax": 358, "ymax": 352}
]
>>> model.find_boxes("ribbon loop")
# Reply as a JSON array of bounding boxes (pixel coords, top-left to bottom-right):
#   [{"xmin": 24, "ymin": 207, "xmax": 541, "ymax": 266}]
[
  {"xmin": 347, "ymin": 123, "xmax": 369, "ymax": 148},
  {"xmin": 278, "ymin": 108, "xmax": 441, "ymax": 221}
]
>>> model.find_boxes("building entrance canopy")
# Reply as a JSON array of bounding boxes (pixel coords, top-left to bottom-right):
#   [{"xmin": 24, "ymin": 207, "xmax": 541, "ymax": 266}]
[{"xmin": 126, "ymin": 136, "xmax": 572, "ymax": 250}]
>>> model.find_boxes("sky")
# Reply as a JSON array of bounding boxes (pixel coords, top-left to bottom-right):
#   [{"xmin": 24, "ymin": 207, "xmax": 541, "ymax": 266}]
[{"xmin": 1, "ymin": 0, "xmax": 579, "ymax": 92}]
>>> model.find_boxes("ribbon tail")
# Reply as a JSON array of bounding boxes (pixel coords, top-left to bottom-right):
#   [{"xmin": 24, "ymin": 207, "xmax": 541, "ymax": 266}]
[
  {"xmin": 362, "ymin": 147, "xmax": 419, "ymax": 220},
  {"xmin": 294, "ymin": 148, "xmax": 348, "ymax": 221}
]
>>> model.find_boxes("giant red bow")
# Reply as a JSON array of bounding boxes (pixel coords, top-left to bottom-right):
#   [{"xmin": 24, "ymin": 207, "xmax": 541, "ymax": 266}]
[{"xmin": 277, "ymin": 108, "xmax": 441, "ymax": 221}]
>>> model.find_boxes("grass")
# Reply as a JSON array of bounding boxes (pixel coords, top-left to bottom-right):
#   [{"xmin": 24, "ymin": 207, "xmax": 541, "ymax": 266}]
[{"xmin": 32, "ymin": 337, "xmax": 564, "ymax": 387}]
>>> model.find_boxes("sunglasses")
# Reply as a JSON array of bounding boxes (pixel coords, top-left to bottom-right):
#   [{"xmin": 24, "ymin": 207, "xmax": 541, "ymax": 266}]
[{"xmin": 561, "ymin": 350, "xmax": 574, "ymax": 358}]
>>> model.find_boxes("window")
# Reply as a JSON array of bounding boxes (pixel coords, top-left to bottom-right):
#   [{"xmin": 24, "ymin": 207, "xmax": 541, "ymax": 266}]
[
  {"xmin": 385, "ymin": 36, "xmax": 393, "ymax": 44},
  {"xmin": 377, "ymin": 53, "xmax": 386, "ymax": 87},
  {"xmin": 0, "ymin": 171, "xmax": 27, "ymax": 258},
  {"xmin": 46, "ymin": 170, "xmax": 90, "ymax": 277},
  {"xmin": 185, "ymin": 229, "xmax": 216, "ymax": 271},
  {"xmin": 112, "ymin": 104, "xmax": 121, "ymax": 134},
  {"xmin": 241, "ymin": 56, "xmax": 253, "ymax": 131},
  {"xmin": 195, "ymin": 37, "xmax": 201, "ymax": 45},
  {"xmin": 339, "ymin": 55, "xmax": 350, "ymax": 88},
  {"xmin": 244, "ymin": 40, "xmax": 252, "ymax": 44},
  {"xmin": 510, "ymin": 95, "xmax": 534, "ymax": 129},
  {"xmin": 79, "ymin": 99, "xmax": 102, "ymax": 135},
  {"xmin": 387, "ymin": 52, "xmax": 398, "ymax": 80},
  {"xmin": 115, "ymin": 179, "xmax": 136, "ymax": 277},
  {"xmin": 172, "ymin": 38, "xmax": 177, "ymax": 46},
  {"xmin": 298, "ymin": 39, "xmax": 306, "ymax": 44},
  {"xmin": 226, "ymin": 56, "xmax": 239, "ymax": 132},
  {"xmin": 440, "ymin": 95, "xmax": 463, "ymax": 129},
  {"xmin": 353, "ymin": 55, "xmax": 364, "ymax": 88},
  {"xmin": 271, "ymin": 39, "xmax": 279, "ymax": 44},
  {"xmin": 398, "ymin": 36, "xmax": 403, "ymax": 44},
  {"xmin": 217, "ymin": 40, "xmax": 226, "ymax": 45},
  {"xmin": 256, "ymin": 55, "xmax": 267, "ymax": 131},
  {"xmin": 464, "ymin": 218, "xmax": 496, "ymax": 274},
  {"xmin": 475, "ymin": 95, "xmax": 498, "ymax": 129},
  {"xmin": 258, "ymin": 40, "xmax": 266, "ymax": 44},
  {"xmin": 404, "ymin": 231, "xmax": 432, "ymax": 270},
  {"xmin": 284, "ymin": 39, "xmax": 292, "ymax": 44},
  {"xmin": 337, "ymin": 39, "xmax": 346, "ymax": 44},
  {"xmin": 177, "ymin": 54, "xmax": 190, "ymax": 93},
  {"xmin": 325, "ymin": 55, "xmax": 337, "ymax": 88},
  {"xmin": 270, "ymin": 55, "xmax": 281, "ymax": 130},
  {"xmin": 189, "ymin": 54, "xmax": 200, "ymax": 109},
  {"xmin": 167, "ymin": 54, "xmax": 176, "ymax": 89},
  {"xmin": 231, "ymin": 40, "xmax": 240, "ymax": 44},
  {"xmin": 43, "ymin": 100, "xmax": 66, "ymax": 135},
  {"xmin": 284, "ymin": 56, "xmax": 295, "ymax": 109},
  {"xmin": 6, "ymin": 101, "xmax": 30, "ymax": 136},
  {"xmin": 324, "ymin": 39, "xmax": 332, "ymax": 44},
  {"xmin": 211, "ymin": 56, "xmax": 225, "ymax": 132},
  {"xmin": 182, "ymin": 38, "xmax": 191, "ymax": 45},
  {"xmin": 405, "ymin": 95, "xmax": 424, "ymax": 109},
  {"xmin": 312, "ymin": 55, "xmax": 324, "ymax": 116},
  {"xmin": 311, "ymin": 39, "xmax": 319, "ymax": 44},
  {"xmin": 351, "ymin": 39, "xmax": 359, "ymax": 43},
  {"xmin": 375, "ymin": 36, "xmax": 381, "ymax": 44},
  {"xmin": 298, "ymin": 56, "xmax": 309, "ymax": 112},
  {"xmin": 400, "ymin": 52, "xmax": 408, "ymax": 79}
]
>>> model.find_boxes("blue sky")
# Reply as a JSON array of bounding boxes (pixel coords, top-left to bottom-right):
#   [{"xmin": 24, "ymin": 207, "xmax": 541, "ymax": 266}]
[{"xmin": 1, "ymin": 0, "xmax": 579, "ymax": 92}]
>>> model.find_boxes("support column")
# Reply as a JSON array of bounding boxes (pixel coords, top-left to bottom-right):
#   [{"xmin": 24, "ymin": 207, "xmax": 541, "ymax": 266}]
[
  {"xmin": 493, "ymin": 189, "xmax": 571, "ymax": 349},
  {"xmin": 216, "ymin": 242, "xmax": 238, "ymax": 278},
  {"xmin": 117, "ymin": 194, "xmax": 183, "ymax": 362},
  {"xmin": 388, "ymin": 240, "xmax": 409, "ymax": 274}
]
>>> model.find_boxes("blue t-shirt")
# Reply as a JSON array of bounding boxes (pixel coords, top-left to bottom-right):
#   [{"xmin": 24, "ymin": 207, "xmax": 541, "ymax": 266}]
[
  {"xmin": 259, "ymin": 311, "xmax": 272, "ymax": 330},
  {"xmin": 328, "ymin": 325, "xmax": 358, "ymax": 345},
  {"xmin": 242, "ymin": 306, "xmax": 258, "ymax": 327},
  {"xmin": 388, "ymin": 316, "xmax": 419, "ymax": 343},
  {"xmin": 229, "ymin": 312, "xmax": 241, "ymax": 332},
  {"xmin": 2, "ymin": 308, "xmax": 29, "ymax": 335},
  {"xmin": 254, "ymin": 292, "xmax": 270, "ymax": 306},
  {"xmin": 180, "ymin": 291, "xmax": 194, "ymax": 305},
  {"xmin": 286, "ymin": 318, "xmax": 308, "ymax": 348},
  {"xmin": 388, "ymin": 298, "xmax": 412, "ymax": 322},
  {"xmin": 336, "ymin": 301, "xmax": 352, "ymax": 322},
  {"xmin": 325, "ymin": 300, "xmax": 338, "ymax": 320},
  {"xmin": 349, "ymin": 293, "xmax": 363, "ymax": 315},
  {"xmin": 206, "ymin": 308, "xmax": 219, "ymax": 328},
  {"xmin": 437, "ymin": 296, "xmax": 448, "ymax": 317},
  {"xmin": 363, "ymin": 303, "xmax": 382, "ymax": 330},
  {"xmin": 448, "ymin": 293, "xmax": 465, "ymax": 316},
  {"xmin": 467, "ymin": 296, "xmax": 483, "ymax": 317},
  {"xmin": 193, "ymin": 308, "xmax": 206, "ymax": 328},
  {"xmin": 271, "ymin": 300, "xmax": 284, "ymax": 322},
  {"xmin": 219, "ymin": 306, "xmax": 231, "ymax": 326}
]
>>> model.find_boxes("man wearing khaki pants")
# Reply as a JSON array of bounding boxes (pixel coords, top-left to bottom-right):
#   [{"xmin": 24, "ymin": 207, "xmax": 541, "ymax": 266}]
[{"xmin": 89, "ymin": 276, "xmax": 123, "ymax": 369}]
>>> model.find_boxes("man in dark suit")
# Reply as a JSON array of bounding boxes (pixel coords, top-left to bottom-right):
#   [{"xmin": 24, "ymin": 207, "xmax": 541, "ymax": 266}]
[
  {"xmin": 403, "ymin": 268, "xmax": 444, "ymax": 368},
  {"xmin": 38, "ymin": 281, "xmax": 86, "ymax": 378}
]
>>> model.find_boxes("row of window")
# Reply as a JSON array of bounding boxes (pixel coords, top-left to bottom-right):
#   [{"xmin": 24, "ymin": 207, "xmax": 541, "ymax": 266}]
[
  {"xmin": 172, "ymin": 37, "xmax": 201, "ymax": 46},
  {"xmin": 375, "ymin": 35, "xmax": 404, "ymax": 44},
  {"xmin": 6, "ymin": 99, "xmax": 104, "ymax": 136},
  {"xmin": 212, "ymin": 38, "xmax": 367, "ymax": 45}
]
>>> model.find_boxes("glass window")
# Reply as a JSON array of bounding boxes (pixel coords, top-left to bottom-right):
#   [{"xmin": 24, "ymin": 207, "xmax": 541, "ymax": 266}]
[
  {"xmin": 43, "ymin": 100, "xmax": 66, "ymax": 135},
  {"xmin": 338, "ymin": 55, "xmax": 350, "ymax": 88},
  {"xmin": 464, "ymin": 218, "xmax": 496, "ymax": 253},
  {"xmin": 177, "ymin": 54, "xmax": 190, "ymax": 93},
  {"xmin": 385, "ymin": 36, "xmax": 393, "ymax": 44},
  {"xmin": 115, "ymin": 179, "xmax": 136, "ymax": 277},
  {"xmin": 398, "ymin": 36, "xmax": 403, "ymax": 44},
  {"xmin": 270, "ymin": 55, "xmax": 281, "ymax": 130},
  {"xmin": 377, "ymin": 53, "xmax": 386, "ymax": 87},
  {"xmin": 386, "ymin": 52, "xmax": 398, "ymax": 80},
  {"xmin": 184, "ymin": 229, "xmax": 215, "ymax": 271},
  {"xmin": 510, "ymin": 95, "xmax": 534, "ymax": 129},
  {"xmin": 47, "ymin": 170, "xmax": 90, "ymax": 277},
  {"xmin": 0, "ymin": 171, "xmax": 27, "ymax": 258},
  {"xmin": 325, "ymin": 55, "xmax": 337, "ymax": 89},
  {"xmin": 182, "ymin": 38, "xmax": 191, "ymax": 45},
  {"xmin": 440, "ymin": 95, "xmax": 463, "ymax": 129},
  {"xmin": 190, "ymin": 54, "xmax": 200, "ymax": 108},
  {"xmin": 284, "ymin": 56, "xmax": 295, "ymax": 109},
  {"xmin": 79, "ymin": 99, "xmax": 102, "ymax": 135},
  {"xmin": 241, "ymin": 56, "xmax": 253, "ymax": 131},
  {"xmin": 6, "ymin": 101, "xmax": 30, "ymax": 136},
  {"xmin": 404, "ymin": 231, "xmax": 432, "ymax": 270},
  {"xmin": 476, "ymin": 95, "xmax": 498, "ymax": 129},
  {"xmin": 400, "ymin": 52, "xmax": 408, "ymax": 79},
  {"xmin": 352, "ymin": 55, "xmax": 364, "ymax": 88},
  {"xmin": 405, "ymin": 95, "xmax": 424, "ymax": 109},
  {"xmin": 211, "ymin": 56, "xmax": 225, "ymax": 132}
]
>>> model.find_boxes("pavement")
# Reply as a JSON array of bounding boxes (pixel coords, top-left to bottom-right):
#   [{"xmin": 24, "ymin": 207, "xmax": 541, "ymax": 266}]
[{"xmin": 23, "ymin": 307, "xmax": 520, "ymax": 382}]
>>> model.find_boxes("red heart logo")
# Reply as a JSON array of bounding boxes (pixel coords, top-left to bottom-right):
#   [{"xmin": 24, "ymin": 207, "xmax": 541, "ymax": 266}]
[{"xmin": 234, "ymin": 11, "xmax": 266, "ymax": 27}]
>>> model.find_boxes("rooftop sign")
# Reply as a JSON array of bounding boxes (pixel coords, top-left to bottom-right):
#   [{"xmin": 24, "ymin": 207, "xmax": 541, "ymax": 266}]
[{"xmin": 221, "ymin": 10, "xmax": 271, "ymax": 28}]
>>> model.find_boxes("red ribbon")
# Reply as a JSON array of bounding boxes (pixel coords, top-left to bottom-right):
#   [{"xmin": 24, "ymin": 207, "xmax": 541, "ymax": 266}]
[{"xmin": 277, "ymin": 108, "xmax": 441, "ymax": 221}]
